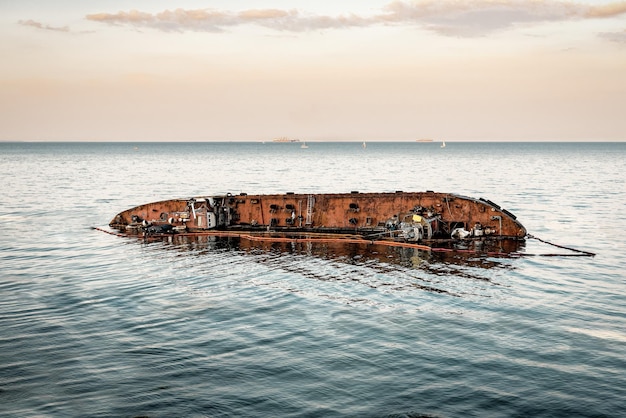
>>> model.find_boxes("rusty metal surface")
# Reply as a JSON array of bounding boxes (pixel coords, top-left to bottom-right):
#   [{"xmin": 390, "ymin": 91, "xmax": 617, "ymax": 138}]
[{"xmin": 110, "ymin": 191, "xmax": 527, "ymax": 241}]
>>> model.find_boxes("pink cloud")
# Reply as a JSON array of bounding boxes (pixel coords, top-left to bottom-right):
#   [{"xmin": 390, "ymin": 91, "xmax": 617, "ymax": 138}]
[
  {"xmin": 19, "ymin": 19, "xmax": 70, "ymax": 32},
  {"xmin": 84, "ymin": 1, "xmax": 626, "ymax": 37}
]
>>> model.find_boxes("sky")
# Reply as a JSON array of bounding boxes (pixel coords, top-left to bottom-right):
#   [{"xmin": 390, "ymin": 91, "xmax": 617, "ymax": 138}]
[{"xmin": 1, "ymin": 0, "xmax": 625, "ymax": 141}]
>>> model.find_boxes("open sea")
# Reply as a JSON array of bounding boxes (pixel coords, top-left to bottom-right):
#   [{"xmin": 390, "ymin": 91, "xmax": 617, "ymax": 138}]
[{"xmin": 1, "ymin": 141, "xmax": 625, "ymax": 417}]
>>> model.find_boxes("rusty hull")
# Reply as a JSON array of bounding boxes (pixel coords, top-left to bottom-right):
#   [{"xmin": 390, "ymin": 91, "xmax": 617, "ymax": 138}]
[{"xmin": 109, "ymin": 191, "xmax": 526, "ymax": 243}]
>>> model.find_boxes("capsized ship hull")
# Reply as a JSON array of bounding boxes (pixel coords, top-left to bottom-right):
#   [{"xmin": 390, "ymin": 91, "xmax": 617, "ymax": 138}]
[{"xmin": 109, "ymin": 191, "xmax": 526, "ymax": 244}]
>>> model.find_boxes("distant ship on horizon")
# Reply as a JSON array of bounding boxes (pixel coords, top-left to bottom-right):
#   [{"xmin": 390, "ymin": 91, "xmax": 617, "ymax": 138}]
[
  {"xmin": 415, "ymin": 138, "xmax": 434, "ymax": 142},
  {"xmin": 273, "ymin": 137, "xmax": 300, "ymax": 143}
]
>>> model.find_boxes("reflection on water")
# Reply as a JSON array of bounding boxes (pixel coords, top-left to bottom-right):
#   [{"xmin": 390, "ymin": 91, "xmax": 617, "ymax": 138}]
[
  {"xmin": 115, "ymin": 232, "xmax": 522, "ymax": 304},
  {"xmin": 138, "ymin": 233, "xmax": 523, "ymax": 270},
  {"xmin": 119, "ymin": 233, "xmax": 525, "ymax": 301}
]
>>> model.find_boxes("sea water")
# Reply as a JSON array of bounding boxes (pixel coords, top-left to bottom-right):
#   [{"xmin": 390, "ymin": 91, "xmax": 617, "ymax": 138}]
[{"xmin": 1, "ymin": 141, "xmax": 625, "ymax": 417}]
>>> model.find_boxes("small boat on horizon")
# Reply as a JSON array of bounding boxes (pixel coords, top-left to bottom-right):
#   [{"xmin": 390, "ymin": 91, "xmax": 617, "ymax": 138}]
[{"xmin": 441, "ymin": 140, "xmax": 446, "ymax": 148}]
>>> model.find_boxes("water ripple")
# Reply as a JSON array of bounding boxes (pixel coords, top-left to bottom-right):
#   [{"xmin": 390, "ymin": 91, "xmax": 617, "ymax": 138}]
[{"xmin": 1, "ymin": 142, "xmax": 625, "ymax": 417}]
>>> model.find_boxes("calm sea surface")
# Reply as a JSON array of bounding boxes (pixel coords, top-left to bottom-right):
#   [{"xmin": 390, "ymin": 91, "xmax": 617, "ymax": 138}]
[{"xmin": 1, "ymin": 141, "xmax": 625, "ymax": 417}]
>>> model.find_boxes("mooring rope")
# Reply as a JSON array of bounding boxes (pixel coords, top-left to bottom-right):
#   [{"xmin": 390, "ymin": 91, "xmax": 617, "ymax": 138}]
[
  {"xmin": 91, "ymin": 226, "xmax": 127, "ymax": 237},
  {"xmin": 522, "ymin": 234, "xmax": 596, "ymax": 257},
  {"xmin": 92, "ymin": 227, "xmax": 595, "ymax": 258}
]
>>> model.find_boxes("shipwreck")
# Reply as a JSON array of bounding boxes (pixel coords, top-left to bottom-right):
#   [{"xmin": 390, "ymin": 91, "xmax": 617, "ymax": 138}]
[{"xmin": 108, "ymin": 191, "xmax": 527, "ymax": 251}]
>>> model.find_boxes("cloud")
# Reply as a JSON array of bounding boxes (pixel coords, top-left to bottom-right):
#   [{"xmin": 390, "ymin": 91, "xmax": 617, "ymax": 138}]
[
  {"xmin": 382, "ymin": 0, "xmax": 626, "ymax": 37},
  {"xmin": 85, "ymin": 8, "xmax": 370, "ymax": 33},
  {"xmin": 19, "ymin": 19, "xmax": 70, "ymax": 32},
  {"xmin": 601, "ymin": 29, "xmax": 626, "ymax": 43},
  {"xmin": 85, "ymin": 1, "xmax": 626, "ymax": 37},
  {"xmin": 585, "ymin": 2, "xmax": 626, "ymax": 18}
]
